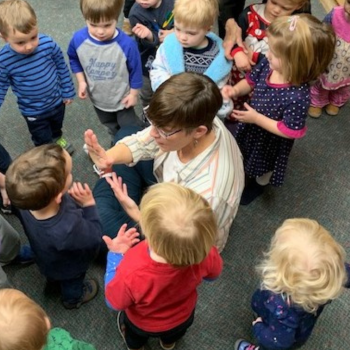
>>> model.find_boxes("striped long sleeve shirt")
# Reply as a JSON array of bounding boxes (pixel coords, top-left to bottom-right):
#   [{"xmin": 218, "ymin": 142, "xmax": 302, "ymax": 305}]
[
  {"xmin": 0, "ymin": 34, "xmax": 75, "ymax": 116},
  {"xmin": 119, "ymin": 117, "xmax": 245, "ymax": 252}
]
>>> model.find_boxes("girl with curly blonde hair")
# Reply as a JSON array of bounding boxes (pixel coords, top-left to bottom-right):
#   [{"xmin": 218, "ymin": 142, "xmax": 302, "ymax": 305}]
[{"xmin": 235, "ymin": 218, "xmax": 350, "ymax": 350}]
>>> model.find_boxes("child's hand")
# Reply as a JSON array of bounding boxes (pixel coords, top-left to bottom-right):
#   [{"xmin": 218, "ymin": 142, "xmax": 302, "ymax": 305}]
[
  {"xmin": 68, "ymin": 182, "xmax": 95, "ymax": 207},
  {"xmin": 106, "ymin": 173, "xmax": 141, "ymax": 222},
  {"xmin": 158, "ymin": 29, "xmax": 173, "ymax": 43},
  {"xmin": 221, "ymin": 85, "xmax": 238, "ymax": 100},
  {"xmin": 0, "ymin": 187, "xmax": 10, "ymax": 207},
  {"xmin": 102, "ymin": 224, "xmax": 140, "ymax": 254},
  {"xmin": 252, "ymin": 317, "xmax": 263, "ymax": 325},
  {"xmin": 132, "ymin": 23, "xmax": 153, "ymax": 41},
  {"xmin": 121, "ymin": 93, "xmax": 138, "ymax": 108},
  {"xmin": 234, "ymin": 51, "xmax": 252, "ymax": 71},
  {"xmin": 63, "ymin": 99, "xmax": 73, "ymax": 105},
  {"xmin": 84, "ymin": 129, "xmax": 114, "ymax": 170},
  {"xmin": 232, "ymin": 102, "xmax": 260, "ymax": 124},
  {"xmin": 78, "ymin": 81, "xmax": 88, "ymax": 99}
]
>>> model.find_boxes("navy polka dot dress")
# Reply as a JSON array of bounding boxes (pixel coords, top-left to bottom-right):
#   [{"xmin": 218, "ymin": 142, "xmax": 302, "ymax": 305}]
[{"xmin": 234, "ymin": 58, "xmax": 309, "ymax": 186}]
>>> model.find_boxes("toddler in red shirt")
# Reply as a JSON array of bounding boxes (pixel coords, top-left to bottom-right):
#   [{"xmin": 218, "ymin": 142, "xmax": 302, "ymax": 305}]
[{"xmin": 103, "ymin": 182, "xmax": 223, "ymax": 350}]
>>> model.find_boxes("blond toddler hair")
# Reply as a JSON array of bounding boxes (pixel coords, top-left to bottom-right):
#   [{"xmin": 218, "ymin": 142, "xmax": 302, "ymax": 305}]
[
  {"xmin": 173, "ymin": 0, "xmax": 219, "ymax": 29},
  {"xmin": 0, "ymin": 289, "xmax": 49, "ymax": 350},
  {"xmin": 139, "ymin": 182, "xmax": 218, "ymax": 267},
  {"xmin": 258, "ymin": 218, "xmax": 347, "ymax": 313}
]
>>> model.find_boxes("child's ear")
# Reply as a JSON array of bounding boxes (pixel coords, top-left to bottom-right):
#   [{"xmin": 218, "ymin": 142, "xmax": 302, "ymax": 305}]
[
  {"xmin": 54, "ymin": 192, "xmax": 63, "ymax": 204},
  {"xmin": 45, "ymin": 317, "xmax": 51, "ymax": 331}
]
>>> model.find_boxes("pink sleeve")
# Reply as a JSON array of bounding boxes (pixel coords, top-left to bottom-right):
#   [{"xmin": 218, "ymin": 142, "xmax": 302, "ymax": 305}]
[{"xmin": 277, "ymin": 121, "xmax": 307, "ymax": 139}]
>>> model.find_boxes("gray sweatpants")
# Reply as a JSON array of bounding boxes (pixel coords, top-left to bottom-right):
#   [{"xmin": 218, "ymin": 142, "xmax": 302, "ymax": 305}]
[{"xmin": 0, "ymin": 215, "xmax": 20, "ymax": 288}]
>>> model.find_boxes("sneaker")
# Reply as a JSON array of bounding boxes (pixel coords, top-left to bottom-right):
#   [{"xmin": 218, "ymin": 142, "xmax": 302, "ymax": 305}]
[
  {"xmin": 234, "ymin": 339, "xmax": 259, "ymax": 350},
  {"xmin": 308, "ymin": 106, "xmax": 322, "ymax": 118},
  {"xmin": 122, "ymin": 18, "xmax": 133, "ymax": 36},
  {"xmin": 159, "ymin": 339, "xmax": 176, "ymax": 350},
  {"xmin": 0, "ymin": 204, "xmax": 12, "ymax": 214},
  {"xmin": 62, "ymin": 278, "xmax": 99, "ymax": 310},
  {"xmin": 55, "ymin": 137, "xmax": 75, "ymax": 155},
  {"xmin": 325, "ymin": 104, "xmax": 339, "ymax": 116},
  {"xmin": 11, "ymin": 244, "xmax": 35, "ymax": 265}
]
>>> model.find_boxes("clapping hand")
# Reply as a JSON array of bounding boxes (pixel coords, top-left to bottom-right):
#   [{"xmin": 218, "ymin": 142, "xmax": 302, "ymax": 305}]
[
  {"xmin": 103, "ymin": 224, "xmax": 140, "ymax": 254},
  {"xmin": 105, "ymin": 173, "xmax": 141, "ymax": 222}
]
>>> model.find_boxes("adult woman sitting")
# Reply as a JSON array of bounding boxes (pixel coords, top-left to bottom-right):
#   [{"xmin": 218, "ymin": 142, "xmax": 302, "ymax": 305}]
[{"xmin": 85, "ymin": 72, "xmax": 244, "ymax": 252}]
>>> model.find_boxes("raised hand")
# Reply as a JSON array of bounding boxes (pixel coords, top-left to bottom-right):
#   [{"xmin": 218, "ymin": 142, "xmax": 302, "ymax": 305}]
[
  {"xmin": 84, "ymin": 129, "xmax": 113, "ymax": 170},
  {"xmin": 68, "ymin": 182, "xmax": 95, "ymax": 207},
  {"xmin": 102, "ymin": 224, "xmax": 140, "ymax": 254},
  {"xmin": 105, "ymin": 173, "xmax": 141, "ymax": 222}
]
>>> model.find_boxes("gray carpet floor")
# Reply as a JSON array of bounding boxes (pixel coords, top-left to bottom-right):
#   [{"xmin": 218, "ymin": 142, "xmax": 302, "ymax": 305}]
[{"xmin": 1, "ymin": 0, "xmax": 349, "ymax": 349}]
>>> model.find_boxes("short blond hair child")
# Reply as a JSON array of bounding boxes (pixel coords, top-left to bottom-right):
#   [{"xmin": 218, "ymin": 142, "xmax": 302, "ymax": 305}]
[
  {"xmin": 173, "ymin": 0, "xmax": 219, "ymax": 29},
  {"xmin": 103, "ymin": 182, "xmax": 223, "ymax": 350},
  {"xmin": 150, "ymin": 0, "xmax": 232, "ymax": 99},
  {"xmin": 234, "ymin": 218, "xmax": 350, "ymax": 350},
  {"xmin": 0, "ymin": 288, "xmax": 96, "ymax": 350}
]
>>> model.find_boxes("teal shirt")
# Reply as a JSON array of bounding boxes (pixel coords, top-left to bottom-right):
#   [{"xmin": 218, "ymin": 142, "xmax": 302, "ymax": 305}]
[{"xmin": 44, "ymin": 328, "xmax": 96, "ymax": 350}]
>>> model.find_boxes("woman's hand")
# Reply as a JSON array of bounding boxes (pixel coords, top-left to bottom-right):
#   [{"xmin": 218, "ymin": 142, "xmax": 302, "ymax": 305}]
[
  {"xmin": 84, "ymin": 129, "xmax": 113, "ymax": 170},
  {"xmin": 105, "ymin": 173, "xmax": 141, "ymax": 222}
]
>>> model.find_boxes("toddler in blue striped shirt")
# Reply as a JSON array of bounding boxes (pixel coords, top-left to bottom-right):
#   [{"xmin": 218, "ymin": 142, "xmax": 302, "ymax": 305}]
[{"xmin": 0, "ymin": 0, "xmax": 75, "ymax": 154}]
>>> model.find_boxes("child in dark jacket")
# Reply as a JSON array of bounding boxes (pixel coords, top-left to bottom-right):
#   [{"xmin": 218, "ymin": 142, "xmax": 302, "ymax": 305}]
[{"xmin": 6, "ymin": 144, "xmax": 102, "ymax": 309}]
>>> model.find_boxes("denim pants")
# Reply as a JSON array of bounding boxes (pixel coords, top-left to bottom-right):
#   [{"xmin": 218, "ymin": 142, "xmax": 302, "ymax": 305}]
[
  {"xmin": 122, "ymin": 309, "xmax": 195, "ymax": 349},
  {"xmin": 93, "ymin": 126, "xmax": 156, "ymax": 252},
  {"xmin": 53, "ymin": 273, "xmax": 86, "ymax": 305},
  {"xmin": 23, "ymin": 103, "xmax": 65, "ymax": 146}
]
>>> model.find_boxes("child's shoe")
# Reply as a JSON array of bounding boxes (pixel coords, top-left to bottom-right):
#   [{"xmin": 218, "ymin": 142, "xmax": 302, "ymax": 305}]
[
  {"xmin": 122, "ymin": 18, "xmax": 133, "ymax": 36},
  {"xmin": 308, "ymin": 106, "xmax": 322, "ymax": 118},
  {"xmin": 159, "ymin": 339, "xmax": 176, "ymax": 350},
  {"xmin": 0, "ymin": 203, "xmax": 12, "ymax": 214},
  {"xmin": 62, "ymin": 278, "xmax": 99, "ymax": 309},
  {"xmin": 325, "ymin": 104, "xmax": 339, "ymax": 116},
  {"xmin": 117, "ymin": 311, "xmax": 145, "ymax": 350},
  {"xmin": 11, "ymin": 245, "xmax": 35, "ymax": 265},
  {"xmin": 234, "ymin": 339, "xmax": 259, "ymax": 350},
  {"xmin": 55, "ymin": 137, "xmax": 75, "ymax": 155}
]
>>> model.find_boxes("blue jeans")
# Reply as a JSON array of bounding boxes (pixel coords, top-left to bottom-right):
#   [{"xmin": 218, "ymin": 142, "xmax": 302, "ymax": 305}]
[
  {"xmin": 23, "ymin": 103, "xmax": 65, "ymax": 146},
  {"xmin": 58, "ymin": 273, "xmax": 85, "ymax": 305},
  {"xmin": 93, "ymin": 126, "xmax": 156, "ymax": 251}
]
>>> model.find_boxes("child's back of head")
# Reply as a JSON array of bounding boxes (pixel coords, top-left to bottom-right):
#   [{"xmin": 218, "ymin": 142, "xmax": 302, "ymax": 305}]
[
  {"xmin": 0, "ymin": 288, "xmax": 49, "ymax": 350},
  {"xmin": 0, "ymin": 0, "xmax": 37, "ymax": 38},
  {"xmin": 173, "ymin": 0, "xmax": 218, "ymax": 29},
  {"xmin": 258, "ymin": 218, "xmax": 347, "ymax": 313},
  {"xmin": 267, "ymin": 14, "xmax": 335, "ymax": 85},
  {"xmin": 139, "ymin": 182, "xmax": 218, "ymax": 266},
  {"xmin": 80, "ymin": 0, "xmax": 123, "ymax": 23},
  {"xmin": 5, "ymin": 144, "xmax": 67, "ymax": 211}
]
